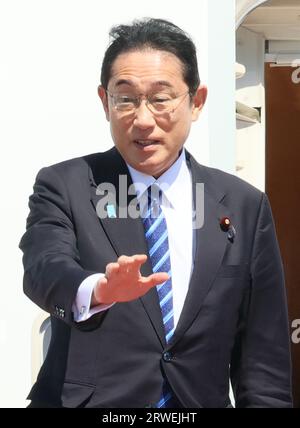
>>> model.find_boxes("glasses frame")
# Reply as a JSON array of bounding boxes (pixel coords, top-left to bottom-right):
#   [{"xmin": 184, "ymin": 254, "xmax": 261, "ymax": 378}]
[{"xmin": 106, "ymin": 90, "xmax": 191, "ymax": 115}]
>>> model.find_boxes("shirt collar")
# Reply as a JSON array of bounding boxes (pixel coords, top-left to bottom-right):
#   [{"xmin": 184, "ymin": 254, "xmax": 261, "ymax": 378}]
[{"xmin": 127, "ymin": 149, "xmax": 191, "ymax": 209}]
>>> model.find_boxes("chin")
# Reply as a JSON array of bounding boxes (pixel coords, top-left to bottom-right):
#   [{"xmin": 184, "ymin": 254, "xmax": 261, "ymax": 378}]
[{"xmin": 141, "ymin": 162, "xmax": 170, "ymax": 178}]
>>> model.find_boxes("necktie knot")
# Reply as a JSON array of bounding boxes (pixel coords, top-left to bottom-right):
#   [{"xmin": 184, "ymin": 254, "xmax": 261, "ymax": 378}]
[
  {"xmin": 147, "ymin": 184, "xmax": 162, "ymax": 219},
  {"xmin": 148, "ymin": 183, "xmax": 161, "ymax": 202}
]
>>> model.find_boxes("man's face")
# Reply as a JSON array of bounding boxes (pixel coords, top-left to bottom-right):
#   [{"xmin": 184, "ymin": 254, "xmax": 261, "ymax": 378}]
[{"xmin": 99, "ymin": 49, "xmax": 207, "ymax": 178}]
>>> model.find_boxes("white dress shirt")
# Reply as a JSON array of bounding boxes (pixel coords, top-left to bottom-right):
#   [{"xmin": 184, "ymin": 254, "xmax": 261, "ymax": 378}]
[{"xmin": 73, "ymin": 149, "xmax": 194, "ymax": 328}]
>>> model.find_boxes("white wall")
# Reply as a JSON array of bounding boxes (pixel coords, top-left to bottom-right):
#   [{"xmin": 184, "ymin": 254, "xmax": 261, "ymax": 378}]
[
  {"xmin": 0, "ymin": 0, "xmax": 236, "ymax": 407},
  {"xmin": 208, "ymin": 0, "xmax": 236, "ymax": 173}
]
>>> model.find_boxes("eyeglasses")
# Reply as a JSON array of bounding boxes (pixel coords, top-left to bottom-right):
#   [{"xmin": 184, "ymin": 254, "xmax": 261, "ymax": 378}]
[{"xmin": 106, "ymin": 90, "xmax": 190, "ymax": 115}]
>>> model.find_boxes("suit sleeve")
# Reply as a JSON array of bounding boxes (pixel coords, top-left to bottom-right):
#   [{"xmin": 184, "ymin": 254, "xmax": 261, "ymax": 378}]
[
  {"xmin": 230, "ymin": 193, "xmax": 293, "ymax": 408},
  {"xmin": 19, "ymin": 166, "xmax": 98, "ymax": 326}
]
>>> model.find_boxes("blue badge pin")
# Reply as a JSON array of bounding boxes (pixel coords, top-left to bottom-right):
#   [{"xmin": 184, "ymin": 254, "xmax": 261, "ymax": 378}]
[{"xmin": 107, "ymin": 204, "xmax": 117, "ymax": 218}]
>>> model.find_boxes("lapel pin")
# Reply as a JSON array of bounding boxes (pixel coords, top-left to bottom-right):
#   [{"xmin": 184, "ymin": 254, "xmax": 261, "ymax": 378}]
[
  {"xmin": 107, "ymin": 204, "xmax": 117, "ymax": 218},
  {"xmin": 220, "ymin": 217, "xmax": 236, "ymax": 243}
]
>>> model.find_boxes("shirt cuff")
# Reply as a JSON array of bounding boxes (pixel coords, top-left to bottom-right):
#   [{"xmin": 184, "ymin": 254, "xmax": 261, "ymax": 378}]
[{"xmin": 72, "ymin": 273, "xmax": 115, "ymax": 322}]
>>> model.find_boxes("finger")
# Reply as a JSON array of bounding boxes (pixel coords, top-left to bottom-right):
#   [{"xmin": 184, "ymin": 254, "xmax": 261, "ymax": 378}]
[
  {"xmin": 118, "ymin": 255, "xmax": 135, "ymax": 267},
  {"xmin": 97, "ymin": 276, "xmax": 108, "ymax": 288},
  {"xmin": 105, "ymin": 262, "xmax": 120, "ymax": 278},
  {"xmin": 93, "ymin": 276, "xmax": 108, "ymax": 302},
  {"xmin": 118, "ymin": 256, "xmax": 139, "ymax": 276},
  {"xmin": 141, "ymin": 272, "xmax": 169, "ymax": 288},
  {"xmin": 132, "ymin": 254, "xmax": 147, "ymax": 268}
]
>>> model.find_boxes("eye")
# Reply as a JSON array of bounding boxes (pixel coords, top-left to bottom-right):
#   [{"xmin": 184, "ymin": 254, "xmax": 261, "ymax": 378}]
[
  {"xmin": 151, "ymin": 95, "xmax": 172, "ymax": 103},
  {"xmin": 117, "ymin": 95, "xmax": 135, "ymax": 104},
  {"xmin": 153, "ymin": 99, "xmax": 168, "ymax": 104}
]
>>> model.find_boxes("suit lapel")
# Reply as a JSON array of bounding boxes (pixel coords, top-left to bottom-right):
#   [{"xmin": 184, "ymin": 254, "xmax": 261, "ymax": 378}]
[
  {"xmin": 168, "ymin": 153, "xmax": 232, "ymax": 348},
  {"xmin": 88, "ymin": 148, "xmax": 166, "ymax": 347}
]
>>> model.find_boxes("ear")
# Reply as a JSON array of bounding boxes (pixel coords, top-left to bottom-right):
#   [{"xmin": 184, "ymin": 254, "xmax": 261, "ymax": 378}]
[
  {"xmin": 98, "ymin": 85, "xmax": 110, "ymax": 121},
  {"xmin": 191, "ymin": 85, "xmax": 208, "ymax": 122}
]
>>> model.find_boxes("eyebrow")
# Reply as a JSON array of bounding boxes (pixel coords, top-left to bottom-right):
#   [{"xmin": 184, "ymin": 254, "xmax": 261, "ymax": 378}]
[{"xmin": 114, "ymin": 79, "xmax": 174, "ymax": 89}]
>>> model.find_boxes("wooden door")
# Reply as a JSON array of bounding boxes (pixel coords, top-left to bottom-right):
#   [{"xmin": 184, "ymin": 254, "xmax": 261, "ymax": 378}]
[{"xmin": 265, "ymin": 63, "xmax": 300, "ymax": 408}]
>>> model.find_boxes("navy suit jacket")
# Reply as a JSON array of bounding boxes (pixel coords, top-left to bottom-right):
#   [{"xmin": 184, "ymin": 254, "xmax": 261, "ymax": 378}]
[{"xmin": 20, "ymin": 147, "xmax": 293, "ymax": 408}]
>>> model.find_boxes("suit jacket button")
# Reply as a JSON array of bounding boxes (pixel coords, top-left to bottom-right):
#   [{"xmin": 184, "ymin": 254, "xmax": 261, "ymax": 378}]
[{"xmin": 163, "ymin": 351, "xmax": 172, "ymax": 362}]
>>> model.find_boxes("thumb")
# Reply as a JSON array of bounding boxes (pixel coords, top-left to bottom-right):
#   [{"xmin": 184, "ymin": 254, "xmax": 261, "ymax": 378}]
[{"xmin": 147, "ymin": 272, "xmax": 169, "ymax": 287}]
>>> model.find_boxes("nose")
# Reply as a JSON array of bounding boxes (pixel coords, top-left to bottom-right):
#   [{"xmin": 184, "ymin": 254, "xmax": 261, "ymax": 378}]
[{"xmin": 133, "ymin": 100, "xmax": 156, "ymax": 130}]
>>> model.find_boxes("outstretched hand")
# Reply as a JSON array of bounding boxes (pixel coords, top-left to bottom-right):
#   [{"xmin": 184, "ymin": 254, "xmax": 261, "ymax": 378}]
[{"xmin": 91, "ymin": 254, "xmax": 169, "ymax": 306}]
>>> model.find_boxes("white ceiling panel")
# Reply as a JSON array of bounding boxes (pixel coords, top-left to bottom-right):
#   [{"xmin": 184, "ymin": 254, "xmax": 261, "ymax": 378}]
[{"xmin": 242, "ymin": 0, "xmax": 300, "ymax": 40}]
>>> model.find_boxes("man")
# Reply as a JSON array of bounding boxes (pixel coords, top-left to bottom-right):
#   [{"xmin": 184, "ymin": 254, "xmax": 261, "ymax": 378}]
[{"xmin": 20, "ymin": 18, "xmax": 293, "ymax": 408}]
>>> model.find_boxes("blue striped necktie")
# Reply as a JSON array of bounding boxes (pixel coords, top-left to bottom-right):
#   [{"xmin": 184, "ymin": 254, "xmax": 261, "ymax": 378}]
[{"xmin": 142, "ymin": 184, "xmax": 178, "ymax": 408}]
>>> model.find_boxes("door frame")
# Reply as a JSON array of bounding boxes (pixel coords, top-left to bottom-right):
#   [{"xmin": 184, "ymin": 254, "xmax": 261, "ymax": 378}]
[{"xmin": 236, "ymin": 0, "xmax": 268, "ymax": 28}]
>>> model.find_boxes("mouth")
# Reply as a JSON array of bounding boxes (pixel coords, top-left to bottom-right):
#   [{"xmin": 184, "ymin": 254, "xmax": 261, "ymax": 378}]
[{"xmin": 134, "ymin": 139, "xmax": 161, "ymax": 148}]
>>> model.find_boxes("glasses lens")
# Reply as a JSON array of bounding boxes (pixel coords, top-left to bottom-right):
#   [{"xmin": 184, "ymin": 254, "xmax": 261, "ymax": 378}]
[
  {"xmin": 149, "ymin": 96, "xmax": 173, "ymax": 113},
  {"xmin": 114, "ymin": 95, "xmax": 137, "ymax": 111},
  {"xmin": 150, "ymin": 92, "xmax": 189, "ymax": 114}
]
